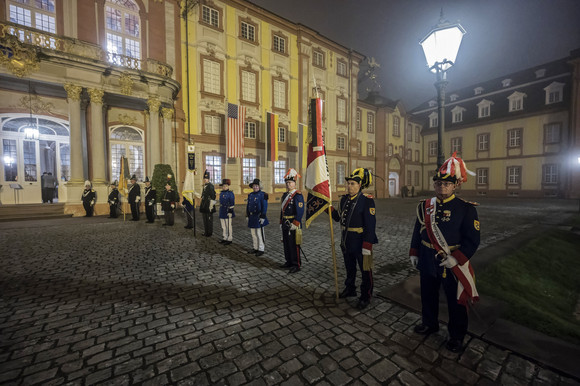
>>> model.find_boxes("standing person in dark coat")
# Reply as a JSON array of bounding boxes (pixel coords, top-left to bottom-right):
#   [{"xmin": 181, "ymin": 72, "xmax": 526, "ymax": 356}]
[
  {"xmin": 182, "ymin": 194, "xmax": 194, "ymax": 229},
  {"xmin": 144, "ymin": 176, "xmax": 156, "ymax": 223},
  {"xmin": 279, "ymin": 169, "xmax": 304, "ymax": 273},
  {"xmin": 218, "ymin": 179, "xmax": 235, "ymax": 244},
  {"xmin": 41, "ymin": 172, "xmax": 48, "ymax": 203},
  {"xmin": 409, "ymin": 153, "xmax": 480, "ymax": 353},
  {"xmin": 199, "ymin": 170, "xmax": 216, "ymax": 237},
  {"xmin": 108, "ymin": 181, "xmax": 120, "ymax": 218},
  {"xmin": 161, "ymin": 178, "xmax": 178, "ymax": 226},
  {"xmin": 45, "ymin": 172, "xmax": 57, "ymax": 203},
  {"xmin": 81, "ymin": 180, "xmax": 96, "ymax": 217},
  {"xmin": 246, "ymin": 178, "xmax": 269, "ymax": 256},
  {"xmin": 128, "ymin": 175, "xmax": 141, "ymax": 221},
  {"xmin": 330, "ymin": 168, "xmax": 378, "ymax": 310}
]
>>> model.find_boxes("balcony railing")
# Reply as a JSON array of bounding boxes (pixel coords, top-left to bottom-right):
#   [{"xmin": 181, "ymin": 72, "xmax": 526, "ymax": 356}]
[{"xmin": 0, "ymin": 22, "xmax": 173, "ymax": 78}]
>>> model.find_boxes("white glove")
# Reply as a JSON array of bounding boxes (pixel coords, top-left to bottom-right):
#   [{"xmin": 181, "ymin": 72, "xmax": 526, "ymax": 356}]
[
  {"xmin": 279, "ymin": 224, "xmax": 283, "ymax": 230},
  {"xmin": 171, "ymin": 204, "xmax": 175, "ymax": 209},
  {"xmin": 246, "ymin": 217, "xmax": 249, "ymax": 222},
  {"xmin": 227, "ymin": 213, "xmax": 232, "ymax": 218},
  {"xmin": 410, "ymin": 255, "xmax": 418, "ymax": 268},
  {"xmin": 136, "ymin": 196, "xmax": 141, "ymax": 202},
  {"xmin": 362, "ymin": 248, "xmax": 371, "ymax": 256},
  {"xmin": 290, "ymin": 223, "xmax": 298, "ymax": 231},
  {"xmin": 90, "ymin": 200, "xmax": 95, "ymax": 206},
  {"xmin": 439, "ymin": 255, "xmax": 458, "ymax": 269},
  {"xmin": 259, "ymin": 218, "xmax": 265, "ymax": 225},
  {"xmin": 148, "ymin": 202, "xmax": 153, "ymax": 206}
]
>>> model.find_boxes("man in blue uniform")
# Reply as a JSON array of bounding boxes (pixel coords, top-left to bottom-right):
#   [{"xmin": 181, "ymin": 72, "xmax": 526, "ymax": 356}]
[
  {"xmin": 199, "ymin": 170, "xmax": 216, "ymax": 237},
  {"xmin": 218, "ymin": 179, "xmax": 235, "ymax": 244},
  {"xmin": 128, "ymin": 175, "xmax": 141, "ymax": 221},
  {"xmin": 246, "ymin": 178, "xmax": 269, "ymax": 256},
  {"xmin": 409, "ymin": 153, "xmax": 480, "ymax": 353},
  {"xmin": 279, "ymin": 168, "xmax": 304, "ymax": 273},
  {"xmin": 331, "ymin": 168, "xmax": 378, "ymax": 310},
  {"xmin": 144, "ymin": 176, "xmax": 156, "ymax": 223}
]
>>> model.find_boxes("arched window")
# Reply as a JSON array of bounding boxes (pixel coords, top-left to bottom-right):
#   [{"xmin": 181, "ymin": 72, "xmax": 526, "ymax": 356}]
[
  {"xmin": 105, "ymin": 0, "xmax": 141, "ymax": 65},
  {"xmin": 109, "ymin": 126, "xmax": 144, "ymax": 181},
  {"xmin": 8, "ymin": 0, "xmax": 56, "ymax": 33}
]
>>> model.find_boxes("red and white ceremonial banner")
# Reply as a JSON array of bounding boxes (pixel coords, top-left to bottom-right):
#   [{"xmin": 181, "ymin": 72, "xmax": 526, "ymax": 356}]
[
  {"xmin": 227, "ymin": 103, "xmax": 246, "ymax": 158},
  {"xmin": 305, "ymin": 98, "xmax": 331, "ymax": 228}
]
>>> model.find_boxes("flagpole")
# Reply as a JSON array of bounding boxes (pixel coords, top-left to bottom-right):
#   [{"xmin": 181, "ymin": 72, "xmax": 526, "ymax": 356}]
[{"xmin": 328, "ymin": 206, "xmax": 339, "ymax": 299}]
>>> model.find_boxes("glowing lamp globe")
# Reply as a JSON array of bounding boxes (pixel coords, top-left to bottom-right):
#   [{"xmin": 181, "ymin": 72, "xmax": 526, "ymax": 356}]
[{"xmin": 420, "ymin": 21, "xmax": 466, "ymax": 73}]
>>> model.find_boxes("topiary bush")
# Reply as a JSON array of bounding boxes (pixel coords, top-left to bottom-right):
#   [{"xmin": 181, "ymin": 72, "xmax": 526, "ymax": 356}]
[{"xmin": 152, "ymin": 164, "xmax": 178, "ymax": 202}]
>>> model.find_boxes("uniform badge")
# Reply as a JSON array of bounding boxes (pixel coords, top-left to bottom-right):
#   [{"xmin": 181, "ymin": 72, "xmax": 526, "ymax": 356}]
[
  {"xmin": 442, "ymin": 210, "xmax": 451, "ymax": 222},
  {"xmin": 369, "ymin": 208, "xmax": 375, "ymax": 215},
  {"xmin": 474, "ymin": 220, "xmax": 480, "ymax": 231},
  {"xmin": 298, "ymin": 202, "xmax": 303, "ymax": 208}
]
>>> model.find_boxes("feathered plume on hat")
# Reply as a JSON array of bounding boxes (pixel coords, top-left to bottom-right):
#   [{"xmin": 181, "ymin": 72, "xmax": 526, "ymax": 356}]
[
  {"xmin": 284, "ymin": 168, "xmax": 301, "ymax": 182},
  {"xmin": 84, "ymin": 180, "xmax": 92, "ymax": 187},
  {"xmin": 433, "ymin": 151, "xmax": 475, "ymax": 185},
  {"xmin": 345, "ymin": 168, "xmax": 372, "ymax": 189}
]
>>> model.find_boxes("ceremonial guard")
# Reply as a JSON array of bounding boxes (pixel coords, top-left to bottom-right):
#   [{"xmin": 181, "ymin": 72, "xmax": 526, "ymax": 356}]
[
  {"xmin": 81, "ymin": 180, "xmax": 96, "ymax": 217},
  {"xmin": 279, "ymin": 169, "xmax": 304, "ymax": 273},
  {"xmin": 161, "ymin": 177, "xmax": 178, "ymax": 226},
  {"xmin": 409, "ymin": 153, "xmax": 480, "ymax": 353},
  {"xmin": 128, "ymin": 175, "xmax": 141, "ymax": 221},
  {"xmin": 108, "ymin": 181, "xmax": 120, "ymax": 218},
  {"xmin": 218, "ymin": 179, "xmax": 235, "ymax": 244},
  {"xmin": 331, "ymin": 168, "xmax": 378, "ymax": 310},
  {"xmin": 144, "ymin": 176, "xmax": 156, "ymax": 223},
  {"xmin": 246, "ymin": 178, "xmax": 269, "ymax": 256},
  {"xmin": 199, "ymin": 170, "xmax": 216, "ymax": 236}
]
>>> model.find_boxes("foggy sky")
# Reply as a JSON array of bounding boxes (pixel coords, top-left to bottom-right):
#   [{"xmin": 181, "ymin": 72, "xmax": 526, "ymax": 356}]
[{"xmin": 249, "ymin": 0, "xmax": 580, "ymax": 109}]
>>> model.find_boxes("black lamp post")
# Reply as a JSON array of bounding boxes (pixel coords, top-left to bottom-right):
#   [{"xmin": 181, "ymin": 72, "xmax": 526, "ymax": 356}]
[{"xmin": 420, "ymin": 12, "xmax": 465, "ymax": 168}]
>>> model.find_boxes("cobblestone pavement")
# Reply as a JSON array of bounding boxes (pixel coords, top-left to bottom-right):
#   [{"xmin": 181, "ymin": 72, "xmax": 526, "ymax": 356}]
[{"xmin": 1, "ymin": 197, "xmax": 579, "ymax": 385}]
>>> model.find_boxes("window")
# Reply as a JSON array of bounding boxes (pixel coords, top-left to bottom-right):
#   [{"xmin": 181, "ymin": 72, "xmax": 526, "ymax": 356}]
[
  {"xmin": 451, "ymin": 137, "xmax": 462, "ymax": 154},
  {"xmin": 536, "ymin": 69, "xmax": 546, "ymax": 78},
  {"xmin": 337, "ymin": 60, "xmax": 347, "ymax": 76},
  {"xmin": 241, "ymin": 70, "xmax": 256, "ymax": 103},
  {"xmin": 477, "ymin": 100, "xmax": 492, "ymax": 118},
  {"xmin": 9, "ymin": 0, "xmax": 56, "ymax": 33},
  {"xmin": 204, "ymin": 114, "xmax": 221, "ymax": 134},
  {"xmin": 428, "ymin": 141, "xmax": 437, "ymax": 157},
  {"xmin": 110, "ymin": 126, "xmax": 144, "ymax": 182},
  {"xmin": 356, "ymin": 109, "xmax": 361, "ymax": 131},
  {"xmin": 278, "ymin": 126, "xmax": 285, "ymax": 143},
  {"xmin": 474, "ymin": 87, "xmax": 483, "ymax": 95},
  {"xmin": 502, "ymin": 79, "xmax": 512, "ymax": 87},
  {"xmin": 367, "ymin": 112, "xmax": 374, "ymax": 133},
  {"xmin": 451, "ymin": 106, "xmax": 464, "ymax": 123},
  {"xmin": 477, "ymin": 133, "xmax": 490, "ymax": 151},
  {"xmin": 242, "ymin": 157, "xmax": 257, "ymax": 185},
  {"xmin": 367, "ymin": 142, "xmax": 374, "ymax": 157},
  {"xmin": 205, "ymin": 155, "xmax": 222, "ymax": 185},
  {"xmin": 544, "ymin": 82, "xmax": 564, "ymax": 104},
  {"xmin": 508, "ymin": 128, "xmax": 522, "ymax": 148},
  {"xmin": 337, "ymin": 97, "xmax": 346, "ymax": 123},
  {"xmin": 388, "ymin": 144, "xmax": 393, "ymax": 156},
  {"xmin": 23, "ymin": 140, "xmax": 37, "ymax": 181},
  {"xmin": 202, "ymin": 58, "xmax": 221, "ymax": 95},
  {"xmin": 274, "ymin": 160, "xmax": 286, "ymax": 184},
  {"xmin": 273, "ymin": 79, "xmax": 286, "ymax": 110},
  {"xmin": 415, "ymin": 150, "xmax": 420, "ymax": 162},
  {"xmin": 414, "ymin": 171, "xmax": 420, "ymax": 186},
  {"xmin": 240, "ymin": 20, "xmax": 256, "ymax": 42},
  {"xmin": 105, "ymin": 0, "xmax": 140, "ymax": 64},
  {"xmin": 407, "ymin": 170, "xmax": 412, "ymax": 185},
  {"xmin": 3, "ymin": 139, "xmax": 18, "ymax": 181},
  {"xmin": 406, "ymin": 124, "xmax": 412, "ymax": 142},
  {"xmin": 543, "ymin": 164, "xmax": 558, "ymax": 184},
  {"xmin": 336, "ymin": 163, "xmax": 346, "ymax": 184},
  {"xmin": 273, "ymin": 34, "xmax": 286, "ymax": 53},
  {"xmin": 415, "ymin": 127, "xmax": 420, "ymax": 143},
  {"xmin": 393, "ymin": 116, "xmax": 400, "ymax": 137},
  {"xmin": 59, "ymin": 143, "xmax": 70, "ymax": 182},
  {"xmin": 406, "ymin": 149, "xmax": 412, "ymax": 160},
  {"xmin": 450, "ymin": 94, "xmax": 458, "ymax": 102},
  {"xmin": 337, "ymin": 136, "xmax": 346, "ymax": 151},
  {"xmin": 429, "ymin": 112, "xmax": 438, "ymax": 128},
  {"xmin": 544, "ymin": 123, "xmax": 561, "ymax": 144},
  {"xmin": 201, "ymin": 5, "xmax": 219, "ymax": 28},
  {"xmin": 355, "ymin": 141, "xmax": 361, "ymax": 155},
  {"xmin": 507, "ymin": 166, "xmax": 521, "ymax": 185},
  {"xmin": 428, "ymin": 100, "xmax": 436, "ymax": 107},
  {"xmin": 244, "ymin": 122, "xmax": 256, "ymax": 139},
  {"xmin": 508, "ymin": 92, "xmax": 525, "ymax": 112},
  {"xmin": 477, "ymin": 169, "xmax": 488, "ymax": 185},
  {"xmin": 313, "ymin": 49, "xmax": 325, "ymax": 68}
]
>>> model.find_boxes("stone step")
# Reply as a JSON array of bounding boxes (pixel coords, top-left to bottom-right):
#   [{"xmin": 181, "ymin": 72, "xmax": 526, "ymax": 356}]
[{"xmin": 0, "ymin": 203, "xmax": 70, "ymax": 222}]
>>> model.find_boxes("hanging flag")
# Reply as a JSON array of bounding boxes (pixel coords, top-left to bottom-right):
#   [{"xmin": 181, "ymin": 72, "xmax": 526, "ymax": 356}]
[
  {"xmin": 305, "ymin": 98, "xmax": 331, "ymax": 228},
  {"xmin": 227, "ymin": 103, "xmax": 246, "ymax": 158},
  {"xmin": 298, "ymin": 123, "xmax": 308, "ymax": 176},
  {"xmin": 265, "ymin": 111, "xmax": 278, "ymax": 162},
  {"xmin": 182, "ymin": 169, "xmax": 196, "ymax": 205},
  {"xmin": 118, "ymin": 156, "xmax": 130, "ymax": 195}
]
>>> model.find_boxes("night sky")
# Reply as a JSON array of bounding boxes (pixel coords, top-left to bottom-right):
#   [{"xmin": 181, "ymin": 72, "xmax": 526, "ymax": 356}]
[{"xmin": 249, "ymin": 0, "xmax": 580, "ymax": 109}]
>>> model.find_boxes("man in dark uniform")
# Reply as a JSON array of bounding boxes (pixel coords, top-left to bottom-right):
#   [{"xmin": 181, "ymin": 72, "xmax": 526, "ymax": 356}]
[
  {"xmin": 45, "ymin": 172, "xmax": 57, "ymax": 203},
  {"xmin": 144, "ymin": 176, "xmax": 156, "ymax": 223},
  {"xmin": 108, "ymin": 181, "xmax": 120, "ymax": 218},
  {"xmin": 409, "ymin": 153, "xmax": 480, "ymax": 353},
  {"xmin": 279, "ymin": 168, "xmax": 304, "ymax": 273},
  {"xmin": 246, "ymin": 178, "xmax": 269, "ymax": 256},
  {"xmin": 218, "ymin": 179, "xmax": 235, "ymax": 243},
  {"xmin": 161, "ymin": 178, "xmax": 178, "ymax": 226},
  {"xmin": 199, "ymin": 170, "xmax": 216, "ymax": 237},
  {"xmin": 331, "ymin": 168, "xmax": 378, "ymax": 310},
  {"xmin": 128, "ymin": 175, "xmax": 141, "ymax": 221},
  {"xmin": 81, "ymin": 180, "xmax": 96, "ymax": 217}
]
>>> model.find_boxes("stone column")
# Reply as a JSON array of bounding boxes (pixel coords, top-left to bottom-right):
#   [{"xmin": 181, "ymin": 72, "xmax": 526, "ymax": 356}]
[
  {"xmin": 64, "ymin": 83, "xmax": 84, "ymax": 184},
  {"xmin": 88, "ymin": 88, "xmax": 106, "ymax": 185},
  {"xmin": 147, "ymin": 96, "xmax": 161, "ymax": 174},
  {"xmin": 161, "ymin": 107, "xmax": 174, "ymax": 169}
]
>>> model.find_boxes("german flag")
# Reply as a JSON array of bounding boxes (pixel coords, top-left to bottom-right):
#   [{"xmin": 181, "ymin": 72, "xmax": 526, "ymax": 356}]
[{"xmin": 266, "ymin": 112, "xmax": 278, "ymax": 162}]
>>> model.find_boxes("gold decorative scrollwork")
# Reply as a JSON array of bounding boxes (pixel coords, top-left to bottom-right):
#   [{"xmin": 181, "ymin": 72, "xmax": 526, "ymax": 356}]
[
  {"xmin": 161, "ymin": 107, "xmax": 174, "ymax": 120},
  {"xmin": 87, "ymin": 88, "xmax": 105, "ymax": 104},
  {"xmin": 18, "ymin": 95, "xmax": 55, "ymax": 115},
  {"xmin": 147, "ymin": 97, "xmax": 162, "ymax": 114},
  {"xmin": 119, "ymin": 72, "xmax": 134, "ymax": 96},
  {"xmin": 64, "ymin": 83, "xmax": 83, "ymax": 102},
  {"xmin": 0, "ymin": 34, "xmax": 40, "ymax": 78},
  {"xmin": 118, "ymin": 113, "xmax": 136, "ymax": 126}
]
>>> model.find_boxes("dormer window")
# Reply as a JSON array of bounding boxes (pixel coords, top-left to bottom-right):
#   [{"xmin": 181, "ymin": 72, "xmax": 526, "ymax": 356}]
[
  {"xmin": 508, "ymin": 91, "xmax": 526, "ymax": 112},
  {"xmin": 428, "ymin": 112, "xmax": 438, "ymax": 128},
  {"xmin": 474, "ymin": 87, "xmax": 483, "ymax": 95},
  {"xmin": 477, "ymin": 99, "xmax": 493, "ymax": 118},
  {"xmin": 502, "ymin": 79, "xmax": 512, "ymax": 87},
  {"xmin": 450, "ymin": 94, "xmax": 459, "ymax": 102},
  {"xmin": 451, "ymin": 106, "xmax": 465, "ymax": 123},
  {"xmin": 428, "ymin": 100, "xmax": 436, "ymax": 107},
  {"xmin": 544, "ymin": 82, "xmax": 564, "ymax": 104},
  {"xmin": 535, "ymin": 69, "xmax": 546, "ymax": 78}
]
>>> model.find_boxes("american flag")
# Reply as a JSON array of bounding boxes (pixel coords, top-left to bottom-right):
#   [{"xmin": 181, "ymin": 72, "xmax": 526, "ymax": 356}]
[{"xmin": 227, "ymin": 103, "xmax": 246, "ymax": 158}]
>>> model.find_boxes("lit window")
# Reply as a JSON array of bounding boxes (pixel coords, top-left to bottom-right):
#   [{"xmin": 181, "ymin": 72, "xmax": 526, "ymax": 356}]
[
  {"xmin": 9, "ymin": 0, "xmax": 55, "ymax": 33},
  {"xmin": 204, "ymin": 115, "xmax": 221, "ymax": 134},
  {"xmin": 201, "ymin": 5, "xmax": 219, "ymax": 28},
  {"xmin": 205, "ymin": 155, "xmax": 222, "ymax": 185},
  {"xmin": 244, "ymin": 122, "xmax": 256, "ymax": 139},
  {"xmin": 203, "ymin": 58, "xmax": 221, "ymax": 94},
  {"xmin": 274, "ymin": 160, "xmax": 286, "ymax": 184},
  {"xmin": 110, "ymin": 126, "xmax": 144, "ymax": 182},
  {"xmin": 3, "ymin": 139, "xmax": 18, "ymax": 182},
  {"xmin": 105, "ymin": 0, "xmax": 141, "ymax": 64},
  {"xmin": 508, "ymin": 128, "xmax": 521, "ymax": 148},
  {"xmin": 242, "ymin": 157, "xmax": 257, "ymax": 185}
]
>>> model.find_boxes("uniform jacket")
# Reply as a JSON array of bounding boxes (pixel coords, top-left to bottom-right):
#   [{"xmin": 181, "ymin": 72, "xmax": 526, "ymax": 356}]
[
  {"xmin": 182, "ymin": 196, "xmax": 194, "ymax": 211},
  {"xmin": 246, "ymin": 190, "xmax": 269, "ymax": 228},
  {"xmin": 219, "ymin": 190, "xmax": 235, "ymax": 219},
  {"xmin": 161, "ymin": 189, "xmax": 178, "ymax": 212},
  {"xmin": 331, "ymin": 192, "xmax": 378, "ymax": 253},
  {"xmin": 128, "ymin": 183, "xmax": 141, "ymax": 204},
  {"xmin": 279, "ymin": 190, "xmax": 304, "ymax": 231},
  {"xmin": 409, "ymin": 194, "xmax": 480, "ymax": 277},
  {"xmin": 145, "ymin": 186, "xmax": 156, "ymax": 207},
  {"xmin": 200, "ymin": 183, "xmax": 216, "ymax": 213},
  {"xmin": 108, "ymin": 189, "xmax": 119, "ymax": 206},
  {"xmin": 82, "ymin": 189, "xmax": 96, "ymax": 205}
]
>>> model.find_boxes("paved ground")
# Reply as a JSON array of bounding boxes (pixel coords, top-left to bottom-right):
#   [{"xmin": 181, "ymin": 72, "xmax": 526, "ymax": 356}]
[{"xmin": 1, "ymin": 196, "xmax": 579, "ymax": 385}]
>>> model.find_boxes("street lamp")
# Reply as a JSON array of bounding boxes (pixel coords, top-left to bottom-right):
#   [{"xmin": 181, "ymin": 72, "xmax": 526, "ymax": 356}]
[{"xmin": 420, "ymin": 11, "xmax": 465, "ymax": 168}]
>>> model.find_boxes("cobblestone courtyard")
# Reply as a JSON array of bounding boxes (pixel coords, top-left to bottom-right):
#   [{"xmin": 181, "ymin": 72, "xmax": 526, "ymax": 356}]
[{"xmin": 1, "ymin": 197, "xmax": 579, "ymax": 385}]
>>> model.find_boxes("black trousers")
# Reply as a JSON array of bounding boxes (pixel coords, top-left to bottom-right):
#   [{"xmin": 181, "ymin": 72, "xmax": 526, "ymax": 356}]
[
  {"xmin": 83, "ymin": 202, "xmax": 93, "ymax": 217},
  {"xmin": 202, "ymin": 212, "xmax": 213, "ymax": 236},
  {"xmin": 185, "ymin": 209, "xmax": 194, "ymax": 227},
  {"xmin": 109, "ymin": 204, "xmax": 118, "ymax": 218},
  {"xmin": 282, "ymin": 229, "xmax": 300, "ymax": 267},
  {"xmin": 145, "ymin": 203, "xmax": 155, "ymax": 222},
  {"xmin": 130, "ymin": 202, "xmax": 140, "ymax": 220},
  {"xmin": 164, "ymin": 210, "xmax": 174, "ymax": 225},
  {"xmin": 419, "ymin": 271, "xmax": 468, "ymax": 340},
  {"xmin": 341, "ymin": 247, "xmax": 373, "ymax": 301}
]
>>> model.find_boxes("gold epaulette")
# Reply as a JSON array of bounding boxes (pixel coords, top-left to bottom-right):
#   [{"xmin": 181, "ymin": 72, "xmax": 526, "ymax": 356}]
[
  {"xmin": 458, "ymin": 197, "xmax": 479, "ymax": 206},
  {"xmin": 363, "ymin": 193, "xmax": 374, "ymax": 199},
  {"xmin": 296, "ymin": 190, "xmax": 302, "ymax": 195}
]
